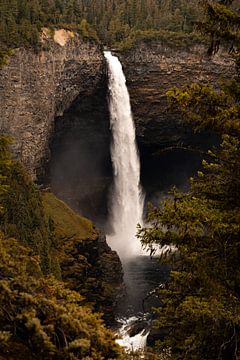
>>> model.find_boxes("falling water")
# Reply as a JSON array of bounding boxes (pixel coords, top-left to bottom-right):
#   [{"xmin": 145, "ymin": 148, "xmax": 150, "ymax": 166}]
[
  {"xmin": 104, "ymin": 52, "xmax": 168, "ymax": 352},
  {"xmin": 104, "ymin": 51, "xmax": 144, "ymax": 259}
]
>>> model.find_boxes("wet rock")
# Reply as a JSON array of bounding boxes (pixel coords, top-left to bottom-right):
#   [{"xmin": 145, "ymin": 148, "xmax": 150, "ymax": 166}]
[
  {"xmin": 128, "ymin": 320, "xmax": 150, "ymax": 337},
  {"xmin": 47, "ymin": 70, "xmax": 112, "ymax": 223}
]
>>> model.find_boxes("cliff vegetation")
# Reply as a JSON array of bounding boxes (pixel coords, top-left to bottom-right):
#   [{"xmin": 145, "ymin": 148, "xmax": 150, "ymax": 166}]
[
  {"xmin": 138, "ymin": 1, "xmax": 240, "ymax": 359},
  {"xmin": 0, "ymin": 137, "xmax": 124, "ymax": 359}
]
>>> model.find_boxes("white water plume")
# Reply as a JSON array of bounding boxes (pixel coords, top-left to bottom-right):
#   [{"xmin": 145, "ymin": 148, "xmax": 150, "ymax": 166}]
[{"xmin": 104, "ymin": 51, "xmax": 145, "ymax": 259}]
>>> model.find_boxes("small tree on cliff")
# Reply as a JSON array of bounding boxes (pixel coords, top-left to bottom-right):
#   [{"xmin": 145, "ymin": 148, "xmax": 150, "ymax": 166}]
[
  {"xmin": 138, "ymin": 1, "xmax": 240, "ymax": 359},
  {"xmin": 0, "ymin": 136, "xmax": 12, "ymax": 196}
]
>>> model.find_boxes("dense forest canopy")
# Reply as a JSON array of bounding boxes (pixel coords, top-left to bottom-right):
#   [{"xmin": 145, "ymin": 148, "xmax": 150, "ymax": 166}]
[
  {"xmin": 1, "ymin": 0, "xmax": 238, "ymax": 54},
  {"xmin": 0, "ymin": 0, "xmax": 203, "ymax": 51},
  {"xmin": 0, "ymin": 138, "xmax": 126, "ymax": 359},
  {"xmin": 0, "ymin": 0, "xmax": 239, "ymax": 50}
]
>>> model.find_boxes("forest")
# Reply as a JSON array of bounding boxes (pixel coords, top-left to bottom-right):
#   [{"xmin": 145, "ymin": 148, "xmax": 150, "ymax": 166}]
[
  {"xmin": 0, "ymin": 0, "xmax": 240, "ymax": 359},
  {"xmin": 1, "ymin": 0, "xmax": 240, "ymax": 52},
  {"xmin": 0, "ymin": 0, "xmax": 202, "ymax": 52}
]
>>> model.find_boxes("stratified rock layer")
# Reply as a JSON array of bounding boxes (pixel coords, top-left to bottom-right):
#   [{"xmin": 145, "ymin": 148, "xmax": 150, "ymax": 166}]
[
  {"xmin": 118, "ymin": 42, "xmax": 234, "ymax": 149},
  {"xmin": 0, "ymin": 30, "xmax": 104, "ymax": 179}
]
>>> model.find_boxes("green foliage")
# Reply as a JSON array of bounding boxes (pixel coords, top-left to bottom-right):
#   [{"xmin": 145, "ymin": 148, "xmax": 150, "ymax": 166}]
[
  {"xmin": 42, "ymin": 192, "xmax": 99, "ymax": 298},
  {"xmin": 0, "ymin": 142, "xmax": 123, "ymax": 358},
  {"xmin": 0, "ymin": 49, "xmax": 12, "ymax": 68},
  {"xmin": 0, "ymin": 0, "xmax": 204, "ymax": 53},
  {"xmin": 115, "ymin": 29, "xmax": 205, "ymax": 51},
  {"xmin": 197, "ymin": 0, "xmax": 240, "ymax": 55},
  {"xmin": 139, "ymin": 134, "xmax": 240, "ymax": 358},
  {"xmin": 0, "ymin": 162, "xmax": 54, "ymax": 274},
  {"xmin": 0, "ymin": 137, "xmax": 12, "ymax": 196},
  {"xmin": 42, "ymin": 192, "xmax": 121, "ymax": 321},
  {"xmin": 0, "ymin": 0, "xmax": 42, "ymax": 51},
  {"xmin": 0, "ymin": 0, "xmax": 234, "ymax": 54},
  {"xmin": 42, "ymin": 192, "xmax": 96, "ymax": 242},
  {"xmin": 77, "ymin": 19, "xmax": 99, "ymax": 42},
  {"xmin": 138, "ymin": 1, "xmax": 240, "ymax": 359},
  {"xmin": 0, "ymin": 233, "xmax": 122, "ymax": 359},
  {"xmin": 167, "ymin": 82, "xmax": 240, "ymax": 135}
]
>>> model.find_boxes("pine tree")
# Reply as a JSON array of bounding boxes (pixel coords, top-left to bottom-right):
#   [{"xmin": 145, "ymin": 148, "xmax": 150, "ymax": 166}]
[
  {"xmin": 138, "ymin": 1, "xmax": 240, "ymax": 359},
  {"xmin": 0, "ymin": 233, "xmax": 123, "ymax": 359}
]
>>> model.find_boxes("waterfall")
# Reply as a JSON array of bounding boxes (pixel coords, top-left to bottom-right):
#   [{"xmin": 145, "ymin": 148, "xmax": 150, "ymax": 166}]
[{"xmin": 104, "ymin": 51, "xmax": 144, "ymax": 259}]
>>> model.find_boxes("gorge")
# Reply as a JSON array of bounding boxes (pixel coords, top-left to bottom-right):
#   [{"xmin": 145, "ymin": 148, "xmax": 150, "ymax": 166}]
[{"xmin": 0, "ymin": 31, "xmax": 235, "ymax": 352}]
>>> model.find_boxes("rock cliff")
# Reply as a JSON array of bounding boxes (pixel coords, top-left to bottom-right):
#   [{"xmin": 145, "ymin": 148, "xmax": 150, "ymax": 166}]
[
  {"xmin": 0, "ymin": 38, "xmax": 234, "ymax": 183},
  {"xmin": 117, "ymin": 41, "xmax": 234, "ymax": 150},
  {"xmin": 0, "ymin": 29, "xmax": 104, "ymax": 179},
  {"xmin": 0, "ymin": 37, "xmax": 235, "ymax": 322},
  {"xmin": 47, "ymin": 70, "xmax": 111, "ymax": 224},
  {"xmin": 0, "ymin": 33, "xmax": 124, "ymax": 322}
]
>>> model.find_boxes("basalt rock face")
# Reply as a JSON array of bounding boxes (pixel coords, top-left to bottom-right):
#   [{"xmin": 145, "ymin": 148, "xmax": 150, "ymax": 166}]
[
  {"xmin": 47, "ymin": 70, "xmax": 112, "ymax": 225},
  {"xmin": 117, "ymin": 41, "xmax": 234, "ymax": 150},
  {"xmin": 117, "ymin": 42, "xmax": 234, "ymax": 199},
  {"xmin": 0, "ymin": 30, "xmax": 104, "ymax": 179}
]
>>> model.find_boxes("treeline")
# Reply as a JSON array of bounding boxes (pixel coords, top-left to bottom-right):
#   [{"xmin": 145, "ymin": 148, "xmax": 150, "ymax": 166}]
[
  {"xmin": 77, "ymin": 0, "xmax": 202, "ymax": 45},
  {"xmin": 0, "ymin": 0, "xmax": 202, "ymax": 52}
]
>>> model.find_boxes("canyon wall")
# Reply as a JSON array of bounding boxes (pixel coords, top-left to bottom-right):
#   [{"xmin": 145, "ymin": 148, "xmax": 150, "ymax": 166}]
[
  {"xmin": 48, "ymin": 71, "xmax": 111, "ymax": 224},
  {"xmin": 48, "ymin": 41, "xmax": 233, "ymax": 223},
  {"xmin": 0, "ymin": 37, "xmax": 234, "ymax": 320},
  {"xmin": 0, "ymin": 30, "xmax": 104, "ymax": 179},
  {"xmin": 0, "ymin": 32, "xmax": 124, "ymax": 320},
  {"xmin": 117, "ymin": 41, "xmax": 234, "ymax": 150},
  {"xmin": 0, "ymin": 37, "xmax": 234, "ymax": 183}
]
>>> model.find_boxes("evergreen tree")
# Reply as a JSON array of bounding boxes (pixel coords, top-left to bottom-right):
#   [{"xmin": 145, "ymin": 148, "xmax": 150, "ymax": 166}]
[
  {"xmin": 0, "ymin": 233, "xmax": 122, "ymax": 359},
  {"xmin": 138, "ymin": 1, "xmax": 240, "ymax": 358},
  {"xmin": 0, "ymin": 137, "xmax": 12, "ymax": 196},
  {"xmin": 0, "ymin": 0, "xmax": 204, "ymax": 52}
]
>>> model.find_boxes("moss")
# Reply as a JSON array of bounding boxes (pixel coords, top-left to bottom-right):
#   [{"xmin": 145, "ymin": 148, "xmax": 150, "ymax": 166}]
[{"xmin": 42, "ymin": 192, "xmax": 97, "ymax": 243}]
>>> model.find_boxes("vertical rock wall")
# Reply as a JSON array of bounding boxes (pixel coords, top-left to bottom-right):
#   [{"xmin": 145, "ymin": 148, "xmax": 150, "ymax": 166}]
[
  {"xmin": 118, "ymin": 42, "xmax": 234, "ymax": 149},
  {"xmin": 0, "ymin": 30, "xmax": 104, "ymax": 179}
]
